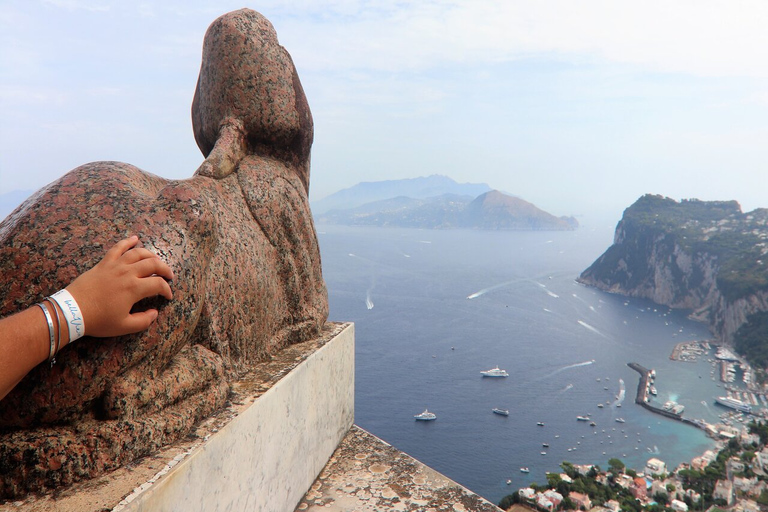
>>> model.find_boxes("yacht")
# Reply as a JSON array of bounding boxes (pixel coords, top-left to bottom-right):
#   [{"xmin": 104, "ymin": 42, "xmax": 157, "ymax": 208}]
[
  {"xmin": 715, "ymin": 396, "xmax": 752, "ymax": 413},
  {"xmin": 481, "ymin": 366, "xmax": 509, "ymax": 377},
  {"xmin": 492, "ymin": 408, "xmax": 510, "ymax": 416},
  {"xmin": 414, "ymin": 409, "xmax": 437, "ymax": 421},
  {"xmin": 576, "ymin": 415, "xmax": 590, "ymax": 421},
  {"xmin": 615, "ymin": 418, "xmax": 626, "ymax": 423},
  {"xmin": 520, "ymin": 467, "xmax": 530, "ymax": 473}
]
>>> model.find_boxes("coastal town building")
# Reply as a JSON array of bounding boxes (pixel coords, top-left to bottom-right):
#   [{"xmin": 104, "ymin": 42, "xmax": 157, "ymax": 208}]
[
  {"xmin": 714, "ymin": 479, "xmax": 735, "ymax": 505},
  {"xmin": 536, "ymin": 494, "xmax": 555, "ymax": 511},
  {"xmin": 574, "ymin": 464, "xmax": 595, "ymax": 476},
  {"xmin": 543, "ymin": 489, "xmax": 564, "ymax": 508},
  {"xmin": 650, "ymin": 480, "xmax": 668, "ymax": 498},
  {"xmin": 631, "ymin": 477, "xmax": 648, "ymax": 500},
  {"xmin": 727, "ymin": 457, "xmax": 746, "ymax": 479},
  {"xmin": 691, "ymin": 456, "xmax": 710, "ymax": 471},
  {"xmin": 733, "ymin": 499, "xmax": 761, "ymax": 512},
  {"xmin": 646, "ymin": 458, "xmax": 667, "ymax": 476},
  {"xmin": 733, "ymin": 476, "xmax": 757, "ymax": 494},
  {"xmin": 670, "ymin": 498, "xmax": 688, "ymax": 512},
  {"xmin": 603, "ymin": 499, "xmax": 620, "ymax": 512},
  {"xmin": 568, "ymin": 491, "xmax": 591, "ymax": 510},
  {"xmin": 755, "ymin": 447, "xmax": 768, "ymax": 471},
  {"xmin": 682, "ymin": 488, "xmax": 701, "ymax": 504}
]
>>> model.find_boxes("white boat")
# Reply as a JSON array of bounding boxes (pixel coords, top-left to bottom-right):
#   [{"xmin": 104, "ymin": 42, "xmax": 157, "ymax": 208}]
[
  {"xmin": 481, "ymin": 366, "xmax": 509, "ymax": 377},
  {"xmin": 492, "ymin": 408, "xmax": 510, "ymax": 416},
  {"xmin": 414, "ymin": 409, "xmax": 437, "ymax": 421},
  {"xmin": 615, "ymin": 418, "xmax": 625, "ymax": 423},
  {"xmin": 650, "ymin": 386, "xmax": 657, "ymax": 396},
  {"xmin": 576, "ymin": 415, "xmax": 590, "ymax": 421},
  {"xmin": 715, "ymin": 396, "xmax": 752, "ymax": 413},
  {"xmin": 597, "ymin": 403, "xmax": 604, "ymax": 408},
  {"xmin": 520, "ymin": 467, "xmax": 530, "ymax": 473}
]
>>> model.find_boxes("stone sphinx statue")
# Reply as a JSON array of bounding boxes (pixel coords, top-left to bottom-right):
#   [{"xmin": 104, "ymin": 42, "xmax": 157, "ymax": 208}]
[{"xmin": 0, "ymin": 9, "xmax": 328, "ymax": 498}]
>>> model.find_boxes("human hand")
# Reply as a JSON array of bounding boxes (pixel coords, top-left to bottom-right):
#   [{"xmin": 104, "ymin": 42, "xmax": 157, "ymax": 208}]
[{"xmin": 64, "ymin": 236, "xmax": 175, "ymax": 340}]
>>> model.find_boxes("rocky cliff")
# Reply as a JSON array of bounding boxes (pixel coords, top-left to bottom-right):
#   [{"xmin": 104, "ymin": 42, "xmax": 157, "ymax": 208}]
[{"xmin": 578, "ymin": 194, "xmax": 768, "ymax": 347}]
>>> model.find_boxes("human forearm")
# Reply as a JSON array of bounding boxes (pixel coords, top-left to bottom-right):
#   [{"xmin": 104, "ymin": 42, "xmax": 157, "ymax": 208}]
[{"xmin": 0, "ymin": 304, "xmax": 59, "ymax": 399}]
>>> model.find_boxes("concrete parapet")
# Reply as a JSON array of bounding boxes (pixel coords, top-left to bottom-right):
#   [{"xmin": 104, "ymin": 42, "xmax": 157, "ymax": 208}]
[{"xmin": 3, "ymin": 323, "xmax": 354, "ymax": 512}]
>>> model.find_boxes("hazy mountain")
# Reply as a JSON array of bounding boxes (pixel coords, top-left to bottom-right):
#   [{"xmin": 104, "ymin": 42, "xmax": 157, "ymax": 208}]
[
  {"xmin": 316, "ymin": 189, "xmax": 578, "ymax": 231},
  {"xmin": 311, "ymin": 175, "xmax": 492, "ymax": 215}
]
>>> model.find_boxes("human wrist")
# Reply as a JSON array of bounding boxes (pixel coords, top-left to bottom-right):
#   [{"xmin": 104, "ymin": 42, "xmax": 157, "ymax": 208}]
[{"xmin": 49, "ymin": 289, "xmax": 85, "ymax": 343}]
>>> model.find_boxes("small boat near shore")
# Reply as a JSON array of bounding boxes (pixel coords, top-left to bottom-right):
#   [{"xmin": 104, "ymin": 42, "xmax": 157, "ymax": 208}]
[
  {"xmin": 414, "ymin": 409, "xmax": 436, "ymax": 421},
  {"xmin": 615, "ymin": 418, "xmax": 625, "ymax": 423},
  {"xmin": 492, "ymin": 408, "xmax": 510, "ymax": 416}
]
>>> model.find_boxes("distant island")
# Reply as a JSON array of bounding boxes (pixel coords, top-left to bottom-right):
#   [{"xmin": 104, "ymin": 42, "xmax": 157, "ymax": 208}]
[
  {"xmin": 578, "ymin": 194, "xmax": 768, "ymax": 372},
  {"xmin": 313, "ymin": 176, "xmax": 578, "ymax": 231}
]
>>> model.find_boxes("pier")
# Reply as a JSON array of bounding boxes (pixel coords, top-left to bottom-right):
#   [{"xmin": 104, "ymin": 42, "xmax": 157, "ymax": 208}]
[{"xmin": 627, "ymin": 362, "xmax": 689, "ymax": 422}]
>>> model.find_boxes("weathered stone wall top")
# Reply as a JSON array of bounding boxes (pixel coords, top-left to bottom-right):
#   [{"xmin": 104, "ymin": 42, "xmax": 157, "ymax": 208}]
[{"xmin": 298, "ymin": 425, "xmax": 502, "ymax": 512}]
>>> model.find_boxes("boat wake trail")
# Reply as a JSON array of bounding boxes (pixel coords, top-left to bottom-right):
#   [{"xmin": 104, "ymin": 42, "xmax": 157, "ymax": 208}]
[
  {"xmin": 614, "ymin": 378, "xmax": 626, "ymax": 406},
  {"xmin": 559, "ymin": 383, "xmax": 574, "ymax": 393},
  {"xmin": 467, "ymin": 278, "xmax": 527, "ymax": 299},
  {"xmin": 365, "ymin": 291, "xmax": 374, "ymax": 310},
  {"xmin": 544, "ymin": 360, "xmax": 594, "ymax": 379},
  {"xmin": 577, "ymin": 320, "xmax": 608, "ymax": 338}
]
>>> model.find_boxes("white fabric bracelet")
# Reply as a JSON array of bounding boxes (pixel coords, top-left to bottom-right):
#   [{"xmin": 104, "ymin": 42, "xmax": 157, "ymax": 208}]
[{"xmin": 49, "ymin": 289, "xmax": 86, "ymax": 342}]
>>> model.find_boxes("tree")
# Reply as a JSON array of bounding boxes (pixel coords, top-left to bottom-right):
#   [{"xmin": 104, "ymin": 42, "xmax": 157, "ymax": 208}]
[
  {"xmin": 547, "ymin": 473, "xmax": 563, "ymax": 489},
  {"xmin": 666, "ymin": 483, "xmax": 676, "ymax": 493},
  {"xmin": 608, "ymin": 458, "xmax": 625, "ymax": 474},
  {"xmin": 499, "ymin": 493, "xmax": 518, "ymax": 510}
]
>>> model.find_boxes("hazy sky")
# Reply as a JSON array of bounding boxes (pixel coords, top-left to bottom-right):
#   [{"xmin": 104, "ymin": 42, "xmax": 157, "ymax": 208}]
[{"xmin": 2, "ymin": 0, "xmax": 768, "ymax": 222}]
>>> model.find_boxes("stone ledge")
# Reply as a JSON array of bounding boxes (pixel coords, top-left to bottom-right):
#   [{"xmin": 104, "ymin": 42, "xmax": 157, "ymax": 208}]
[
  {"xmin": 1, "ymin": 322, "xmax": 354, "ymax": 512},
  {"xmin": 297, "ymin": 425, "xmax": 502, "ymax": 512}
]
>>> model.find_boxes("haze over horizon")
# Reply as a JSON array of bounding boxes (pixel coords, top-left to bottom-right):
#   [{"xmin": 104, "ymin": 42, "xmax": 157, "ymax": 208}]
[{"xmin": 2, "ymin": 1, "xmax": 768, "ymax": 223}]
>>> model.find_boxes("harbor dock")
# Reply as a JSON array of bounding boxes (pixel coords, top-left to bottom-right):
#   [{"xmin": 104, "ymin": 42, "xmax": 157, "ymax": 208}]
[{"xmin": 627, "ymin": 362, "xmax": 689, "ymax": 422}]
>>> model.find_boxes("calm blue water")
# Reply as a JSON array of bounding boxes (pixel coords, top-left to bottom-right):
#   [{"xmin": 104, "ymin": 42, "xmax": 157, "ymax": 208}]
[{"xmin": 317, "ymin": 223, "xmax": 721, "ymax": 504}]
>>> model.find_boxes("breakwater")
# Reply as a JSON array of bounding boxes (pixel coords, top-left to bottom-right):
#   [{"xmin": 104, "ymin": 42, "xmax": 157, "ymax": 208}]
[{"xmin": 627, "ymin": 362, "xmax": 689, "ymax": 422}]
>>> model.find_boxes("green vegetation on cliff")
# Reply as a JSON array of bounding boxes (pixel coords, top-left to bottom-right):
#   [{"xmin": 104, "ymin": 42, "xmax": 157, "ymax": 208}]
[{"xmin": 734, "ymin": 312, "xmax": 768, "ymax": 369}]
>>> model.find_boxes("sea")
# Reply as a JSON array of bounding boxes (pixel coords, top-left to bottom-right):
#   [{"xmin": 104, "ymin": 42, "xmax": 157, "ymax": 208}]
[{"xmin": 316, "ymin": 222, "xmax": 732, "ymax": 505}]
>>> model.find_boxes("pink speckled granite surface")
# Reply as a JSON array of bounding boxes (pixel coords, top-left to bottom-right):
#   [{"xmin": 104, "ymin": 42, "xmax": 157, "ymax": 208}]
[{"xmin": 0, "ymin": 8, "xmax": 327, "ymax": 500}]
